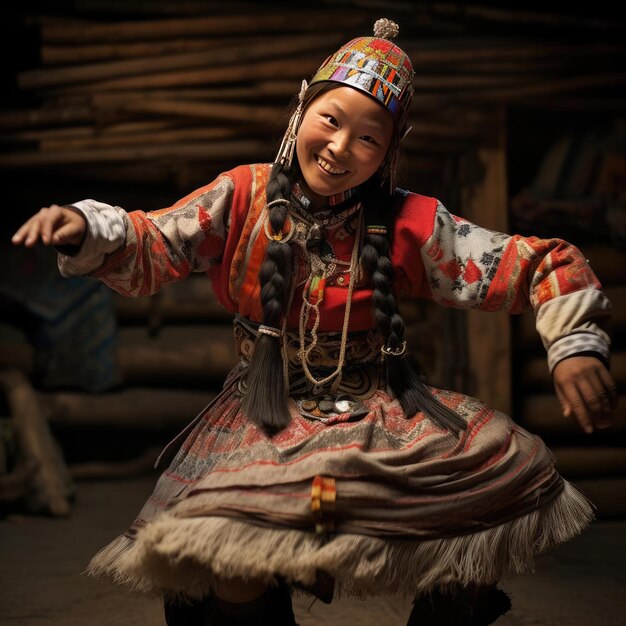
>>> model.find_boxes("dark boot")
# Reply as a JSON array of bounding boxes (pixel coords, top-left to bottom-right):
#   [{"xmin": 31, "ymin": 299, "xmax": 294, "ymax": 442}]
[
  {"xmin": 406, "ymin": 585, "xmax": 512, "ymax": 626},
  {"xmin": 164, "ymin": 596, "xmax": 207, "ymax": 626},
  {"xmin": 206, "ymin": 582, "xmax": 298, "ymax": 626},
  {"xmin": 164, "ymin": 583, "xmax": 298, "ymax": 625}
]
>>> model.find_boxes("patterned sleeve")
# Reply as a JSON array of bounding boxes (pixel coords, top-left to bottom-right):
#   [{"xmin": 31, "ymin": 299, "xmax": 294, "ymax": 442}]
[
  {"xmin": 393, "ymin": 193, "xmax": 611, "ymax": 373},
  {"xmin": 57, "ymin": 173, "xmax": 235, "ymax": 297}
]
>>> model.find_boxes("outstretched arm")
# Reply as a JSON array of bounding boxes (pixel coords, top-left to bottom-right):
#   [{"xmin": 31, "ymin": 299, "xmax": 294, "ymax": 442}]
[
  {"xmin": 392, "ymin": 193, "xmax": 618, "ymax": 433},
  {"xmin": 12, "ymin": 172, "xmax": 236, "ymax": 298}
]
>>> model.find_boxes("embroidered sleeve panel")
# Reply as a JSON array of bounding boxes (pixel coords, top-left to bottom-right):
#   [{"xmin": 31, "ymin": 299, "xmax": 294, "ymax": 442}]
[
  {"xmin": 487, "ymin": 235, "xmax": 611, "ymax": 366},
  {"xmin": 419, "ymin": 200, "xmax": 511, "ymax": 309},
  {"xmin": 58, "ymin": 173, "xmax": 235, "ymax": 297},
  {"xmin": 417, "ymin": 201, "xmax": 611, "ymax": 366}
]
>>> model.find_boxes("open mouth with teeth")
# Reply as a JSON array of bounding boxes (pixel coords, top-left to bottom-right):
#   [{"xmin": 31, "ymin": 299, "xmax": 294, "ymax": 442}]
[{"xmin": 316, "ymin": 155, "xmax": 348, "ymax": 175}]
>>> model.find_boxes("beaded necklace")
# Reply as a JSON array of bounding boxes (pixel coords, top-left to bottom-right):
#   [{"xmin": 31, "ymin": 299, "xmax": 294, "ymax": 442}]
[
  {"xmin": 290, "ymin": 184, "xmax": 364, "ymax": 393},
  {"xmin": 297, "ymin": 209, "xmax": 363, "ymax": 393},
  {"xmin": 266, "ymin": 183, "xmax": 365, "ymax": 393}
]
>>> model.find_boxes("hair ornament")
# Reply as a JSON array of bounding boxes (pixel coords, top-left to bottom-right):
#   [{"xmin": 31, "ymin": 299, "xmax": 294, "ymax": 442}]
[
  {"xmin": 274, "ymin": 80, "xmax": 309, "ymax": 167},
  {"xmin": 264, "ymin": 216, "xmax": 294, "ymax": 243},
  {"xmin": 298, "ymin": 79, "xmax": 308, "ymax": 103},
  {"xmin": 266, "ymin": 198, "xmax": 291, "ymax": 210},
  {"xmin": 258, "ymin": 325, "xmax": 283, "ymax": 339},
  {"xmin": 381, "ymin": 341, "xmax": 407, "ymax": 357},
  {"xmin": 367, "ymin": 225, "xmax": 388, "ymax": 236}
]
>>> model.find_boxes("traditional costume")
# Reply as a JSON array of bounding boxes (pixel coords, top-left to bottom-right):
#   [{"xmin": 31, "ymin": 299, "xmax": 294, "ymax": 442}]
[{"xmin": 58, "ymin": 19, "xmax": 610, "ymax": 626}]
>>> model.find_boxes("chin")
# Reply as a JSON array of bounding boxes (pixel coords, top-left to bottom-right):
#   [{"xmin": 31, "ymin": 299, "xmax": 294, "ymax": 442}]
[{"xmin": 308, "ymin": 175, "xmax": 351, "ymax": 197}]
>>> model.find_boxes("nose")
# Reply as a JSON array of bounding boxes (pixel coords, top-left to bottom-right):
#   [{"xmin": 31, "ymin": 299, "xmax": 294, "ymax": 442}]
[{"xmin": 328, "ymin": 130, "xmax": 350, "ymax": 159}]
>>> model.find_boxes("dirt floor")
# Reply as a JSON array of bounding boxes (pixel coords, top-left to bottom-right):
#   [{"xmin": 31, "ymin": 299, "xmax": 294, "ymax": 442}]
[{"xmin": 1, "ymin": 476, "xmax": 625, "ymax": 626}]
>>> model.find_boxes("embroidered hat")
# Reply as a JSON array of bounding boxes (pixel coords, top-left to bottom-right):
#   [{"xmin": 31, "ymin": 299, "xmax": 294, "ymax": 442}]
[
  {"xmin": 275, "ymin": 18, "xmax": 414, "ymax": 189},
  {"xmin": 309, "ymin": 18, "xmax": 414, "ymax": 133}
]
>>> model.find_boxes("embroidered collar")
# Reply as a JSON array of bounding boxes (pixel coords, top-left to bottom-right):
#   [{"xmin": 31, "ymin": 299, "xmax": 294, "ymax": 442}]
[{"xmin": 289, "ymin": 192, "xmax": 362, "ymax": 231}]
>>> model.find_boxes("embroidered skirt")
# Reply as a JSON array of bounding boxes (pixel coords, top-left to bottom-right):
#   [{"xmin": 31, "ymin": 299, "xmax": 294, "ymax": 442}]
[{"xmin": 88, "ymin": 324, "xmax": 594, "ymax": 600}]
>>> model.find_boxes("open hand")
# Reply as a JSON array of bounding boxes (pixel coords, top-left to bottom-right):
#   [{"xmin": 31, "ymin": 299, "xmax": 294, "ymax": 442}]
[
  {"xmin": 11, "ymin": 204, "xmax": 86, "ymax": 248},
  {"xmin": 553, "ymin": 356, "xmax": 618, "ymax": 434}
]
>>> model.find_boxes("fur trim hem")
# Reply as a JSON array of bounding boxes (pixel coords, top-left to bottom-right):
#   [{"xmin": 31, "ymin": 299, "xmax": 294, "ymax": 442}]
[{"xmin": 87, "ymin": 480, "xmax": 593, "ymax": 600}]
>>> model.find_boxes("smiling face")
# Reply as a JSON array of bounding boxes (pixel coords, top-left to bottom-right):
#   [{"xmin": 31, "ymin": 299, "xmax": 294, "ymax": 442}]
[{"xmin": 295, "ymin": 85, "xmax": 394, "ymax": 209}]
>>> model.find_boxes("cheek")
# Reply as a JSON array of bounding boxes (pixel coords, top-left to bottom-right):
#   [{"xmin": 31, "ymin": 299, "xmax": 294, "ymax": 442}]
[
  {"xmin": 295, "ymin": 133, "xmax": 306, "ymax": 159},
  {"xmin": 295, "ymin": 127, "xmax": 312, "ymax": 165},
  {"xmin": 297, "ymin": 124, "xmax": 323, "ymax": 153},
  {"xmin": 355, "ymin": 148, "xmax": 386, "ymax": 179}
]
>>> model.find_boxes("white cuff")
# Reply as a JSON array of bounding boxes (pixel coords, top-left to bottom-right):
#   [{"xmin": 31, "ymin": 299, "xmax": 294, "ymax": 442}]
[
  {"xmin": 547, "ymin": 332, "xmax": 610, "ymax": 373},
  {"xmin": 57, "ymin": 199, "xmax": 126, "ymax": 277}
]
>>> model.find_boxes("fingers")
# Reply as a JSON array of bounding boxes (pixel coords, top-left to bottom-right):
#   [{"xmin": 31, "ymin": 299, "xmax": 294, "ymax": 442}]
[
  {"xmin": 596, "ymin": 366, "xmax": 619, "ymax": 411},
  {"xmin": 40, "ymin": 207, "xmax": 60, "ymax": 244},
  {"xmin": 52, "ymin": 221, "xmax": 83, "ymax": 245},
  {"xmin": 11, "ymin": 205, "xmax": 65, "ymax": 247},
  {"xmin": 579, "ymin": 372, "xmax": 611, "ymax": 430},
  {"xmin": 590, "ymin": 370, "xmax": 611, "ymax": 424},
  {"xmin": 555, "ymin": 357, "xmax": 619, "ymax": 434},
  {"xmin": 12, "ymin": 214, "xmax": 41, "ymax": 246},
  {"xmin": 555, "ymin": 383, "xmax": 572, "ymax": 419},
  {"xmin": 557, "ymin": 380, "xmax": 594, "ymax": 434}
]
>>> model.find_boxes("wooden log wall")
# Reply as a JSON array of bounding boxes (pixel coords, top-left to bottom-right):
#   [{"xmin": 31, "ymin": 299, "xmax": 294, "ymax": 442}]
[
  {"xmin": 1, "ymin": 3, "xmax": 625, "ymax": 512},
  {"xmin": 2, "ymin": 4, "xmax": 625, "ymax": 190}
]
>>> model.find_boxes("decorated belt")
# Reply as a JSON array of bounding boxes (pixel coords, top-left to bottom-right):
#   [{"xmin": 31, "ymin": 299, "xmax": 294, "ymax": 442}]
[{"xmin": 233, "ymin": 316, "xmax": 384, "ymax": 421}]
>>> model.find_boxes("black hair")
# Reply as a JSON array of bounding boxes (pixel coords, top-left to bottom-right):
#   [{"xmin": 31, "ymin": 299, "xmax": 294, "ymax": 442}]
[
  {"xmin": 242, "ymin": 83, "xmax": 337, "ymax": 433},
  {"xmin": 243, "ymin": 83, "xmax": 466, "ymax": 435},
  {"xmin": 241, "ymin": 160, "xmax": 294, "ymax": 433},
  {"xmin": 359, "ymin": 174, "xmax": 467, "ymax": 434}
]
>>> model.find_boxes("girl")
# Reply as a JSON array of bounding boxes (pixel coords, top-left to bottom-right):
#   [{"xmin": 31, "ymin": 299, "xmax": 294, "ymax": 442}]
[{"xmin": 12, "ymin": 19, "xmax": 617, "ymax": 626}]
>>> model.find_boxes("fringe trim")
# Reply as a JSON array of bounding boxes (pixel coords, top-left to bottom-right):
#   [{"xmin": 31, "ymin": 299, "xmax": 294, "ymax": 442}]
[{"xmin": 87, "ymin": 480, "xmax": 594, "ymax": 600}]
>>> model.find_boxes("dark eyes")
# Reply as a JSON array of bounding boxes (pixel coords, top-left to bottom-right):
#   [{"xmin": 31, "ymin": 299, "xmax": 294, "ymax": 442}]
[{"xmin": 320, "ymin": 115, "xmax": 379, "ymax": 146}]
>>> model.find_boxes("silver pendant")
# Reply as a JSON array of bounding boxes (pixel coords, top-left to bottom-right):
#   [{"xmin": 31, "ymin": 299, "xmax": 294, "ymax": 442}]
[
  {"xmin": 334, "ymin": 398, "xmax": 354, "ymax": 413},
  {"xmin": 308, "ymin": 223, "xmax": 322, "ymax": 241}
]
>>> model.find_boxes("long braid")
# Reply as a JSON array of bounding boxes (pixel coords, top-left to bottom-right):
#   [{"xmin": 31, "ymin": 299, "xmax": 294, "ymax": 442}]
[
  {"xmin": 243, "ymin": 83, "xmax": 339, "ymax": 434},
  {"xmin": 361, "ymin": 176, "xmax": 467, "ymax": 434},
  {"xmin": 242, "ymin": 162, "xmax": 295, "ymax": 433}
]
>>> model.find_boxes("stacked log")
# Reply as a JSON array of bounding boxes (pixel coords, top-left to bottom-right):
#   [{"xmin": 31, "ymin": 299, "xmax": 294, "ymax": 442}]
[
  {"xmin": 2, "ymin": 6, "xmax": 624, "ymax": 189},
  {"xmin": 39, "ymin": 387, "xmax": 214, "ymax": 430}
]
